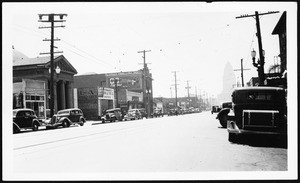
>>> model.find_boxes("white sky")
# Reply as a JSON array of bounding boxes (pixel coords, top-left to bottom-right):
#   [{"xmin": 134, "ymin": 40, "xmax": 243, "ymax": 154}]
[{"xmin": 3, "ymin": 2, "xmax": 296, "ymax": 98}]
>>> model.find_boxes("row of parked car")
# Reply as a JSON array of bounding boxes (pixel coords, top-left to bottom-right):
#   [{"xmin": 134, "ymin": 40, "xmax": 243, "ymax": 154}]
[
  {"xmin": 212, "ymin": 86, "xmax": 287, "ymax": 144},
  {"xmin": 13, "ymin": 108, "xmax": 86, "ymax": 133},
  {"xmin": 13, "ymin": 107, "xmax": 164, "ymax": 134}
]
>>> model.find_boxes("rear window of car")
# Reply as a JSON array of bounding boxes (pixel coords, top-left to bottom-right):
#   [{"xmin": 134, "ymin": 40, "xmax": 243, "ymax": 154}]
[{"xmin": 58, "ymin": 110, "xmax": 70, "ymax": 115}]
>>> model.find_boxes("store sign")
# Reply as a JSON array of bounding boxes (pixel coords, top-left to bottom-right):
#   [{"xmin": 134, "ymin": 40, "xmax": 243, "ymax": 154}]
[
  {"xmin": 98, "ymin": 87, "xmax": 114, "ymax": 100},
  {"xmin": 24, "ymin": 79, "xmax": 45, "ymax": 95}
]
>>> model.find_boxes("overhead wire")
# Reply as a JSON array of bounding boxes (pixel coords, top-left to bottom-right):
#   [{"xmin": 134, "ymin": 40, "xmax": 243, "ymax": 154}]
[{"xmin": 12, "ymin": 23, "xmax": 116, "ymax": 69}]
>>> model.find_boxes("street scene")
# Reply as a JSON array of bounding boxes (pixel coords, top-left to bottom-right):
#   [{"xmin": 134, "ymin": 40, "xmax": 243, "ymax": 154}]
[{"xmin": 3, "ymin": 2, "xmax": 297, "ymax": 181}]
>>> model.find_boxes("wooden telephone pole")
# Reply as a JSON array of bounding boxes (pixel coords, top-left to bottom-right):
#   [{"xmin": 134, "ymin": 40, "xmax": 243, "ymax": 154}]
[
  {"xmin": 38, "ymin": 13, "xmax": 67, "ymax": 117},
  {"xmin": 236, "ymin": 11, "xmax": 279, "ymax": 85},
  {"xmin": 138, "ymin": 50, "xmax": 151, "ymax": 117},
  {"xmin": 185, "ymin": 80, "xmax": 191, "ymax": 108},
  {"xmin": 172, "ymin": 71, "xmax": 179, "ymax": 109},
  {"xmin": 234, "ymin": 59, "xmax": 250, "ymax": 87}
]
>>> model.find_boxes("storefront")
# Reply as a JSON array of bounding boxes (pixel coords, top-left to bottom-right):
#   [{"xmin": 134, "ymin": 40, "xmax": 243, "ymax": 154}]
[
  {"xmin": 13, "ymin": 79, "xmax": 47, "ymax": 119},
  {"xmin": 74, "ymin": 87, "xmax": 115, "ymax": 120}
]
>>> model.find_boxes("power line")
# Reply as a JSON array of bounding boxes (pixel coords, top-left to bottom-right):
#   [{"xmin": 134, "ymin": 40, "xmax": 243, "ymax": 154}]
[{"xmin": 13, "ymin": 22, "xmax": 116, "ymax": 69}]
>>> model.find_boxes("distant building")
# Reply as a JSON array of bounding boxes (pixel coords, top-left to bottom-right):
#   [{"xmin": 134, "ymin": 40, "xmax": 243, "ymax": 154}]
[
  {"xmin": 73, "ymin": 69, "xmax": 153, "ymax": 120},
  {"xmin": 217, "ymin": 62, "xmax": 236, "ymax": 104}
]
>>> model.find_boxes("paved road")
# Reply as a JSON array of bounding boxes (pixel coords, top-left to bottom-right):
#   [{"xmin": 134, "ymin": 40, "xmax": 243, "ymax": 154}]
[{"xmin": 11, "ymin": 111, "xmax": 288, "ymax": 180}]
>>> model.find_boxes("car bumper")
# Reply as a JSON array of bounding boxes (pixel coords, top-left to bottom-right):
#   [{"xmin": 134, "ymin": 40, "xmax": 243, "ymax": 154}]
[{"xmin": 227, "ymin": 121, "xmax": 286, "ymax": 136}]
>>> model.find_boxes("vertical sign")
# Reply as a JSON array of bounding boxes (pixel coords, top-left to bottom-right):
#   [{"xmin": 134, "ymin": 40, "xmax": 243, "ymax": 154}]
[{"xmin": 74, "ymin": 88, "xmax": 78, "ymax": 108}]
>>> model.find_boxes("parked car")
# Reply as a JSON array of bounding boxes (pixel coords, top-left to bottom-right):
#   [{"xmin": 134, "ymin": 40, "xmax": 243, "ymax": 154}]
[
  {"xmin": 139, "ymin": 108, "xmax": 148, "ymax": 119},
  {"xmin": 211, "ymin": 105, "xmax": 220, "ymax": 114},
  {"xmin": 13, "ymin": 108, "xmax": 42, "ymax": 133},
  {"xmin": 46, "ymin": 108, "xmax": 86, "ymax": 129},
  {"xmin": 152, "ymin": 108, "xmax": 163, "ymax": 118},
  {"xmin": 226, "ymin": 87, "xmax": 287, "ymax": 143},
  {"xmin": 124, "ymin": 109, "xmax": 142, "ymax": 121},
  {"xmin": 101, "ymin": 108, "xmax": 123, "ymax": 123},
  {"xmin": 168, "ymin": 108, "xmax": 177, "ymax": 116},
  {"xmin": 216, "ymin": 102, "xmax": 233, "ymax": 128}
]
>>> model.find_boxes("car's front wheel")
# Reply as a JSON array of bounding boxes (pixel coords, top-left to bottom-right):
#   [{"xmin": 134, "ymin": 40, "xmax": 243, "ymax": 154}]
[
  {"xmin": 219, "ymin": 114, "xmax": 227, "ymax": 128},
  {"xmin": 32, "ymin": 122, "xmax": 39, "ymax": 131},
  {"xmin": 80, "ymin": 119, "xmax": 84, "ymax": 126},
  {"xmin": 62, "ymin": 120, "xmax": 68, "ymax": 128}
]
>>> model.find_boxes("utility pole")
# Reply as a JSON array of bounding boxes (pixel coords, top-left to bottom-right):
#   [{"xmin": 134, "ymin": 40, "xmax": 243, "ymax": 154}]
[
  {"xmin": 185, "ymin": 80, "xmax": 191, "ymax": 108},
  {"xmin": 38, "ymin": 13, "xmax": 67, "ymax": 118},
  {"xmin": 195, "ymin": 86, "xmax": 198, "ymax": 108},
  {"xmin": 234, "ymin": 59, "xmax": 250, "ymax": 87},
  {"xmin": 114, "ymin": 78, "xmax": 119, "ymax": 108},
  {"xmin": 172, "ymin": 71, "xmax": 179, "ymax": 109},
  {"xmin": 236, "ymin": 11, "xmax": 279, "ymax": 85},
  {"xmin": 138, "ymin": 50, "xmax": 151, "ymax": 117}
]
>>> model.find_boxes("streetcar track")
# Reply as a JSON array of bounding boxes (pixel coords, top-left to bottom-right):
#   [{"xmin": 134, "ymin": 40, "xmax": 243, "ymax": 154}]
[{"xmin": 14, "ymin": 122, "xmax": 156, "ymax": 150}]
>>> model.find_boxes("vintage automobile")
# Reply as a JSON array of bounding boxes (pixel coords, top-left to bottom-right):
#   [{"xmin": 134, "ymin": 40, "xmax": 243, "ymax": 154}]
[
  {"xmin": 13, "ymin": 108, "xmax": 42, "ymax": 133},
  {"xmin": 216, "ymin": 102, "xmax": 233, "ymax": 128},
  {"xmin": 46, "ymin": 108, "xmax": 86, "ymax": 129},
  {"xmin": 151, "ymin": 108, "xmax": 163, "ymax": 118},
  {"xmin": 225, "ymin": 87, "xmax": 287, "ymax": 143},
  {"xmin": 101, "ymin": 108, "xmax": 123, "ymax": 123},
  {"xmin": 124, "ymin": 109, "xmax": 142, "ymax": 121},
  {"xmin": 211, "ymin": 105, "xmax": 220, "ymax": 114},
  {"xmin": 139, "ymin": 108, "xmax": 148, "ymax": 119}
]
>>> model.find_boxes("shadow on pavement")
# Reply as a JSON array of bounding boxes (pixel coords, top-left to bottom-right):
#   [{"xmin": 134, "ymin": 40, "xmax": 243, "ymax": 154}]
[{"xmin": 234, "ymin": 134, "xmax": 287, "ymax": 149}]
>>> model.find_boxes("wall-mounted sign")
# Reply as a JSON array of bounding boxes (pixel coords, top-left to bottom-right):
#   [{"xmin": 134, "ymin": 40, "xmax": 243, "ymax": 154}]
[{"xmin": 98, "ymin": 87, "xmax": 114, "ymax": 100}]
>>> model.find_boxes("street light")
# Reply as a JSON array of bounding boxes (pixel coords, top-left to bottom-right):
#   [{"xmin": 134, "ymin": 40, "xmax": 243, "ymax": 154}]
[
  {"xmin": 49, "ymin": 66, "xmax": 61, "ymax": 74},
  {"xmin": 251, "ymin": 49, "xmax": 265, "ymax": 85},
  {"xmin": 55, "ymin": 66, "xmax": 61, "ymax": 74},
  {"xmin": 146, "ymin": 89, "xmax": 151, "ymax": 118},
  {"xmin": 49, "ymin": 65, "xmax": 61, "ymax": 117}
]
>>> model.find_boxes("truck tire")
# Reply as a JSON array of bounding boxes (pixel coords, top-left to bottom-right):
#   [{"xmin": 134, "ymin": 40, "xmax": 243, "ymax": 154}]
[{"xmin": 219, "ymin": 114, "xmax": 227, "ymax": 128}]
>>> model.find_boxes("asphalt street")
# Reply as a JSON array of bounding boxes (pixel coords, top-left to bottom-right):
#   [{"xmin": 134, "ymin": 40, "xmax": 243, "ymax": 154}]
[{"xmin": 11, "ymin": 111, "xmax": 288, "ymax": 180}]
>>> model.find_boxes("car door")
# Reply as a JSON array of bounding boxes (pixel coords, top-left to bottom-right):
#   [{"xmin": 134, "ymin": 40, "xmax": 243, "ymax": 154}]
[
  {"xmin": 16, "ymin": 111, "xmax": 32, "ymax": 128},
  {"xmin": 15, "ymin": 111, "xmax": 25, "ymax": 128},
  {"xmin": 69, "ymin": 110, "xmax": 77, "ymax": 122}
]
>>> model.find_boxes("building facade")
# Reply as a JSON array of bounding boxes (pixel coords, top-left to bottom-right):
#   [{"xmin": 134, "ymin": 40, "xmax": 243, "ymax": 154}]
[
  {"xmin": 13, "ymin": 49, "xmax": 77, "ymax": 118},
  {"xmin": 73, "ymin": 69, "xmax": 153, "ymax": 120}
]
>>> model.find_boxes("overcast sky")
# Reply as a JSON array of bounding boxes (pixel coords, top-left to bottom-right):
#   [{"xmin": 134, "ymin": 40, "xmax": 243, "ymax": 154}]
[{"xmin": 4, "ymin": 2, "xmax": 297, "ymax": 98}]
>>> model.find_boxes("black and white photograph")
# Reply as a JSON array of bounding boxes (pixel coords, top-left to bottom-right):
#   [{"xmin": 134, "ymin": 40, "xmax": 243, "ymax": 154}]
[{"xmin": 2, "ymin": 1, "xmax": 298, "ymax": 181}]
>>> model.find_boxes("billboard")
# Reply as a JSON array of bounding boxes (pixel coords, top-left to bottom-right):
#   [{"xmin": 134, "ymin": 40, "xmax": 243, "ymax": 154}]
[{"xmin": 105, "ymin": 71, "xmax": 142, "ymax": 90}]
